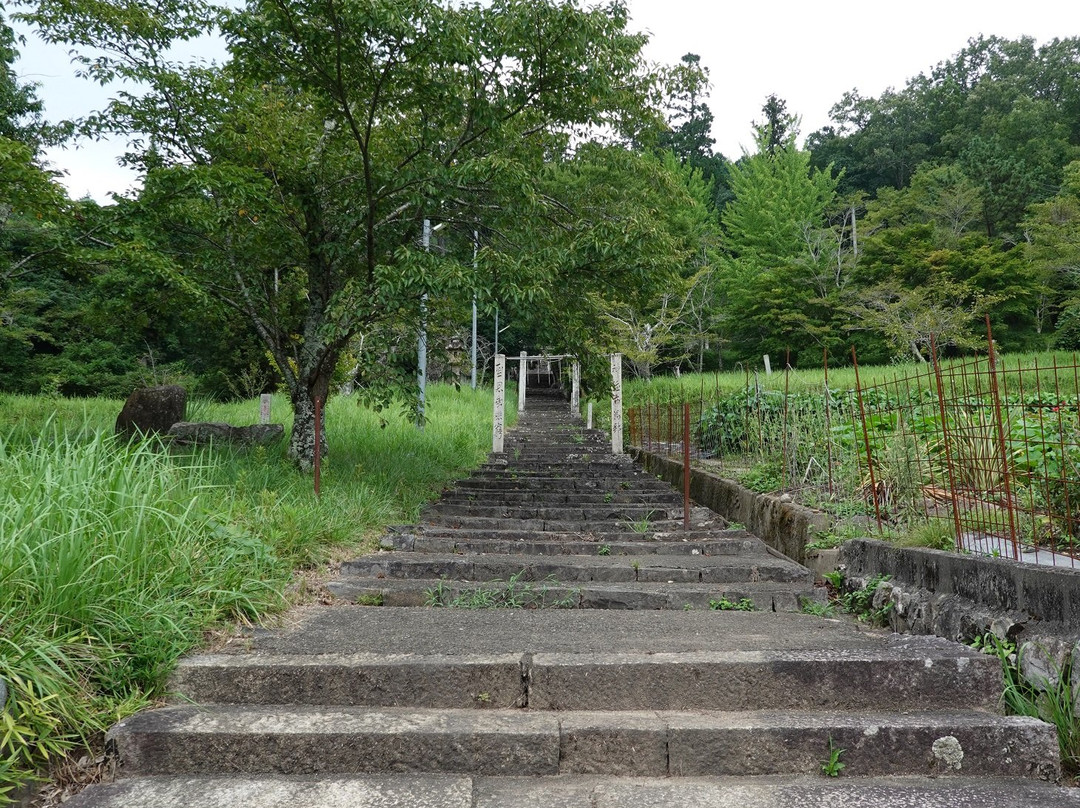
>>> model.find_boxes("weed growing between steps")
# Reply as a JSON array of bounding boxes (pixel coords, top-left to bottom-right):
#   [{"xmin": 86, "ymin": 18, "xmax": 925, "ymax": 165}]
[
  {"xmin": 709, "ymin": 597, "xmax": 756, "ymax": 611},
  {"xmin": 975, "ymin": 634, "xmax": 1080, "ymax": 779},
  {"xmin": 424, "ymin": 572, "xmax": 580, "ymax": 609},
  {"xmin": 0, "ymin": 386, "xmax": 501, "ymax": 803},
  {"xmin": 803, "ymin": 570, "xmax": 892, "ymax": 627},
  {"xmin": 820, "ymin": 737, "xmax": 846, "ymax": 777}
]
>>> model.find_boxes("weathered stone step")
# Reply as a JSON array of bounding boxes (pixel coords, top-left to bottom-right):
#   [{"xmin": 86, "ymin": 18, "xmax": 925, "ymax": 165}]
[
  {"xmin": 61, "ymin": 774, "xmax": 1080, "ymax": 808},
  {"xmin": 454, "ymin": 477, "xmax": 669, "ymax": 492},
  {"xmin": 379, "ymin": 533, "xmax": 761, "ymax": 557},
  {"xmin": 105, "ymin": 705, "xmax": 1058, "ymax": 780},
  {"xmin": 416, "ymin": 515, "xmax": 705, "ymax": 534},
  {"xmin": 327, "ymin": 577, "xmax": 822, "ymax": 612},
  {"xmin": 340, "ymin": 551, "xmax": 812, "ymax": 585},
  {"xmin": 389, "ymin": 525, "xmax": 745, "ymax": 544},
  {"xmin": 434, "ymin": 488, "xmax": 678, "ymax": 501},
  {"xmin": 170, "ymin": 646, "xmax": 1001, "ymax": 712},
  {"xmin": 478, "ymin": 464, "xmax": 629, "ymax": 475},
  {"xmin": 421, "ymin": 503, "xmax": 674, "ymax": 521}
]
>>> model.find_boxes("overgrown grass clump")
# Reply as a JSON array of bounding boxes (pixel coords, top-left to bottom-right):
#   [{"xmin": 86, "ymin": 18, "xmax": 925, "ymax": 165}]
[{"xmin": 0, "ymin": 384, "xmax": 509, "ymax": 800}]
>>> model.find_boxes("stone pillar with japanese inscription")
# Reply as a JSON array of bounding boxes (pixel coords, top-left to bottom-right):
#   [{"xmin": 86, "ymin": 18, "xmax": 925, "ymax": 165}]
[
  {"xmin": 571, "ymin": 360, "xmax": 581, "ymax": 417},
  {"xmin": 518, "ymin": 351, "xmax": 527, "ymax": 413},
  {"xmin": 492, "ymin": 354, "xmax": 505, "ymax": 453},
  {"xmin": 610, "ymin": 353, "xmax": 623, "ymax": 454}
]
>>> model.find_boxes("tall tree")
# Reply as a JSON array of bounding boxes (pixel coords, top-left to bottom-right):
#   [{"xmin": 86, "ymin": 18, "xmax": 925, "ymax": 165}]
[
  {"xmin": 22, "ymin": 0, "xmax": 666, "ymax": 468},
  {"xmin": 657, "ymin": 52, "xmax": 729, "ymax": 210},
  {"xmin": 717, "ymin": 124, "xmax": 840, "ymax": 362},
  {"xmin": 754, "ymin": 94, "xmax": 796, "ymax": 156}
]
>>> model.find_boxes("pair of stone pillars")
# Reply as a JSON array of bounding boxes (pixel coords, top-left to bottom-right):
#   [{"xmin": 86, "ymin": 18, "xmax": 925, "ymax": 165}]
[{"xmin": 491, "ymin": 353, "xmax": 623, "ymax": 454}]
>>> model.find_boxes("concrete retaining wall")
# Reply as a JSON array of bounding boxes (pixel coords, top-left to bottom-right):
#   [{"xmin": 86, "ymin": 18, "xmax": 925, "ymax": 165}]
[
  {"xmin": 631, "ymin": 449, "xmax": 830, "ymax": 566},
  {"xmin": 841, "ymin": 538, "xmax": 1080, "ymax": 693},
  {"xmin": 631, "ymin": 446, "xmax": 1080, "ymax": 683}
]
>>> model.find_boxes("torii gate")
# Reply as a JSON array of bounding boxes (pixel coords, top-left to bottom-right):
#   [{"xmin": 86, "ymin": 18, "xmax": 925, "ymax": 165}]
[{"xmin": 491, "ymin": 352, "xmax": 622, "ymax": 455}]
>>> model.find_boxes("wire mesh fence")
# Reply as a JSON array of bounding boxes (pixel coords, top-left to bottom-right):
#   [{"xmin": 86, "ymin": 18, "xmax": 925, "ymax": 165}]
[{"xmin": 627, "ymin": 323, "xmax": 1080, "ymax": 568}]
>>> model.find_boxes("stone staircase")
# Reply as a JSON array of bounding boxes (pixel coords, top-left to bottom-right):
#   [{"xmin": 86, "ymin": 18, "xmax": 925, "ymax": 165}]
[
  {"xmin": 332, "ymin": 387, "xmax": 822, "ymax": 613},
  {"xmin": 68, "ymin": 387, "xmax": 1080, "ymax": 807}
]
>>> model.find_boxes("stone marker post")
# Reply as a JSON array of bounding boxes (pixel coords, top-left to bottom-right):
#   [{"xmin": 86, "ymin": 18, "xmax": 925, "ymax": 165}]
[
  {"xmin": 571, "ymin": 361, "xmax": 581, "ymax": 416},
  {"xmin": 610, "ymin": 352, "xmax": 623, "ymax": 454},
  {"xmin": 518, "ymin": 350, "xmax": 527, "ymax": 413},
  {"xmin": 259, "ymin": 393, "xmax": 272, "ymax": 424},
  {"xmin": 587, "ymin": 402, "xmax": 593, "ymax": 430},
  {"xmin": 493, "ymin": 354, "xmax": 506, "ymax": 453}
]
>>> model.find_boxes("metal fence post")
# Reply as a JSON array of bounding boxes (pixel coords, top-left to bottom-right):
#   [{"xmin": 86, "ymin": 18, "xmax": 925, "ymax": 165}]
[{"xmin": 984, "ymin": 317, "xmax": 1019, "ymax": 560}]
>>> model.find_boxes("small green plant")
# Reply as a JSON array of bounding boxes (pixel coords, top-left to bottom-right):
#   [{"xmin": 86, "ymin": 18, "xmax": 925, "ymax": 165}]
[
  {"xmin": 603, "ymin": 491, "xmax": 614, "ymax": 503},
  {"xmin": 979, "ymin": 634, "xmax": 1080, "ymax": 776},
  {"xmin": 626, "ymin": 510, "xmax": 657, "ymax": 534},
  {"xmin": 896, "ymin": 519, "xmax": 956, "ymax": 551},
  {"xmin": 355, "ymin": 593, "xmax": 384, "ymax": 606},
  {"xmin": 839, "ymin": 574, "xmax": 893, "ymax": 626},
  {"xmin": 425, "ymin": 571, "xmax": 579, "ymax": 610},
  {"xmin": 800, "ymin": 598, "xmax": 837, "ymax": 617},
  {"xmin": 619, "ymin": 481, "xmax": 632, "ymax": 490},
  {"xmin": 726, "ymin": 521, "xmax": 745, "ymax": 530},
  {"xmin": 739, "ymin": 459, "xmax": 783, "ymax": 493},
  {"xmin": 822, "ymin": 569, "xmax": 845, "ymax": 589},
  {"xmin": 804, "ymin": 529, "xmax": 847, "ymax": 552},
  {"xmin": 820, "ymin": 736, "xmax": 846, "ymax": 777},
  {"xmin": 597, "ymin": 545, "xmax": 612, "ymax": 556},
  {"xmin": 709, "ymin": 597, "xmax": 756, "ymax": 611},
  {"xmin": 683, "ymin": 603, "xmax": 693, "ymax": 611},
  {"xmin": 475, "ymin": 692, "xmax": 491, "ymax": 703}
]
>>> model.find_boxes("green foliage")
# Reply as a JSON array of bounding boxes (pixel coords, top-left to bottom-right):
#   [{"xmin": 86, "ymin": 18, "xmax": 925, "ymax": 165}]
[
  {"xmin": 708, "ymin": 597, "xmax": 756, "ymax": 612},
  {"xmin": 820, "ymin": 736, "xmax": 846, "ymax": 777},
  {"xmin": 800, "ymin": 598, "xmax": 838, "ymax": 617},
  {"xmin": 20, "ymin": 0, "xmax": 688, "ymax": 468},
  {"xmin": 425, "ymin": 571, "xmax": 578, "ymax": 610},
  {"xmin": 0, "ymin": 383, "xmax": 498, "ymax": 794},
  {"xmin": 978, "ymin": 635, "xmax": 1080, "ymax": 776},
  {"xmin": 839, "ymin": 574, "xmax": 893, "ymax": 626},
  {"xmin": 822, "ymin": 569, "xmax": 845, "ymax": 590},
  {"xmin": 895, "ymin": 520, "xmax": 956, "ymax": 551}
]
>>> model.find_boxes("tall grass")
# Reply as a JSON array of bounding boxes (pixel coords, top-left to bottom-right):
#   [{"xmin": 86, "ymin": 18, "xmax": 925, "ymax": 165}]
[
  {"xmin": 621, "ymin": 350, "xmax": 1080, "ymax": 408},
  {"xmin": 0, "ymin": 384, "xmax": 510, "ymax": 800}
]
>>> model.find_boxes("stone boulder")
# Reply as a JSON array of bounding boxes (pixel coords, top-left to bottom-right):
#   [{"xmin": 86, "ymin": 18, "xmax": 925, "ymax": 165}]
[
  {"xmin": 115, "ymin": 385, "xmax": 187, "ymax": 439},
  {"xmin": 167, "ymin": 422, "xmax": 284, "ymax": 447}
]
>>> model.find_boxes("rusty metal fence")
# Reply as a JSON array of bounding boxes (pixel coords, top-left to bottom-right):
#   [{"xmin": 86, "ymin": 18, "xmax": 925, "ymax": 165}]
[{"xmin": 628, "ymin": 327, "xmax": 1080, "ymax": 568}]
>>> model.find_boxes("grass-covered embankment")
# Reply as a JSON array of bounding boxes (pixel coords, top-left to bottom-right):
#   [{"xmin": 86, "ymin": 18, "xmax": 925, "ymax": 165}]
[{"xmin": 0, "ymin": 385, "xmax": 512, "ymax": 801}]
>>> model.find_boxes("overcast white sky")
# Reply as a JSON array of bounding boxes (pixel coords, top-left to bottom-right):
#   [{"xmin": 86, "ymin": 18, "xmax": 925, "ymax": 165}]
[{"xmin": 12, "ymin": 0, "xmax": 1078, "ymax": 202}]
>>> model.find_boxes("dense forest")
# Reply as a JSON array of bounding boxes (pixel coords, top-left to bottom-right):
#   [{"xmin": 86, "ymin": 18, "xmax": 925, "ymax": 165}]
[{"xmin": 2, "ymin": 0, "xmax": 1080, "ymax": 460}]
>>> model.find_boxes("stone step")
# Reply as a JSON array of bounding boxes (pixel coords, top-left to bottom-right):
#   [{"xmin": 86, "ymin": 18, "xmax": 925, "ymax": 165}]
[
  {"xmin": 414, "ymin": 516, "xmax": 704, "ymax": 534},
  {"xmin": 379, "ymin": 533, "xmax": 762, "ymax": 557},
  {"xmin": 61, "ymin": 774, "xmax": 1080, "ymax": 808},
  {"xmin": 399, "ymin": 526, "xmax": 745, "ymax": 544},
  {"xmin": 454, "ymin": 478, "xmax": 669, "ymax": 492},
  {"xmin": 340, "ymin": 551, "xmax": 813, "ymax": 585},
  {"xmin": 104, "ymin": 705, "xmax": 1058, "ymax": 780},
  {"xmin": 170, "ymin": 646, "xmax": 1002, "ymax": 713},
  {"xmin": 478, "ymin": 463, "xmax": 628, "ymax": 474},
  {"xmin": 327, "ymin": 577, "xmax": 823, "ymax": 612},
  {"xmin": 436, "ymin": 491, "xmax": 685, "ymax": 506},
  {"xmin": 420, "ymin": 503, "xmax": 675, "ymax": 521}
]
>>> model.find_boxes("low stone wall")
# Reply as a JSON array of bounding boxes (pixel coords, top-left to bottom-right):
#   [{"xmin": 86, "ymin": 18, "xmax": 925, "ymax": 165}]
[
  {"xmin": 631, "ymin": 449, "xmax": 830, "ymax": 566},
  {"xmin": 841, "ymin": 538, "xmax": 1080, "ymax": 691}
]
